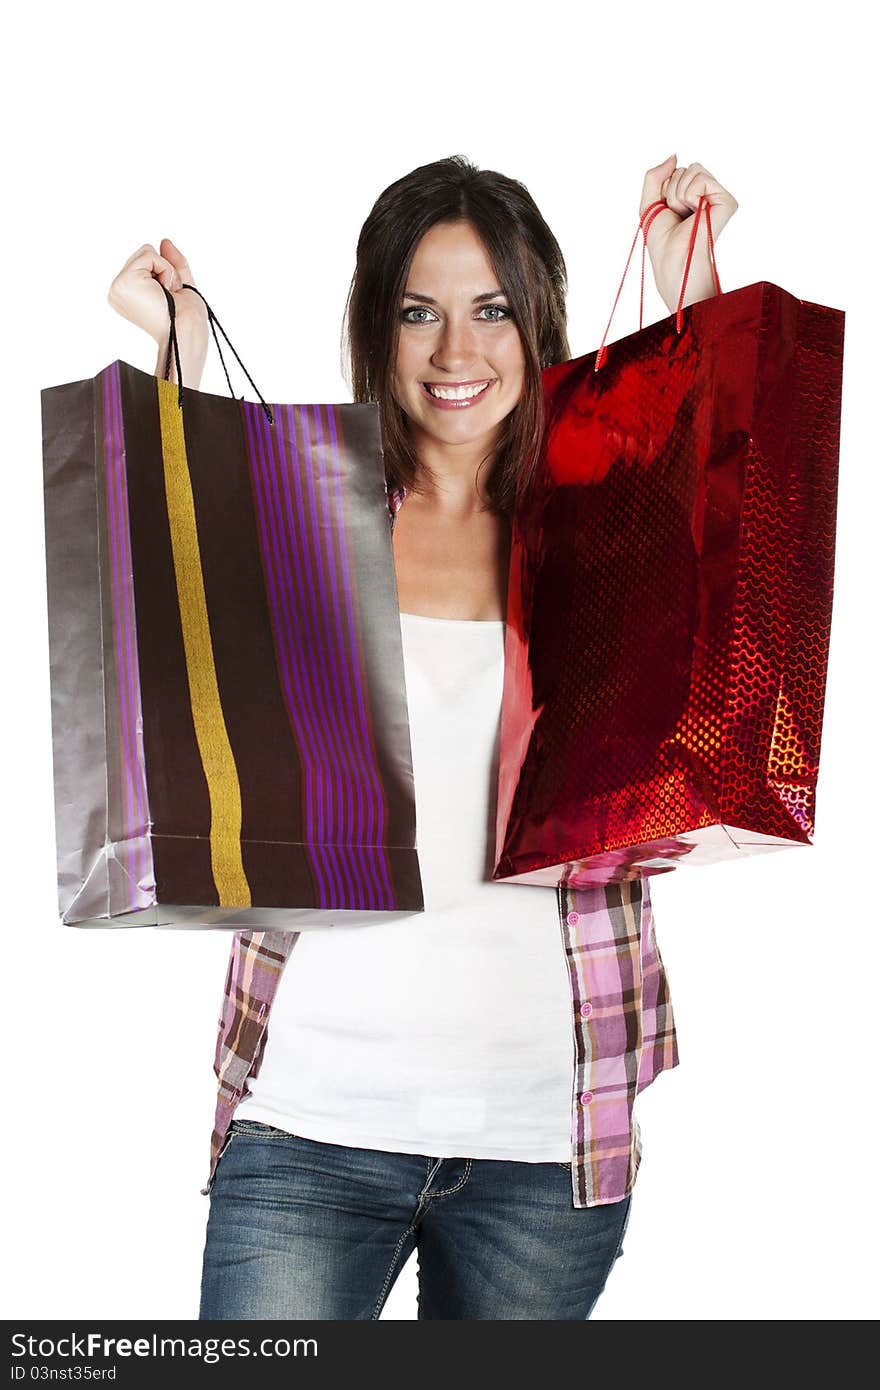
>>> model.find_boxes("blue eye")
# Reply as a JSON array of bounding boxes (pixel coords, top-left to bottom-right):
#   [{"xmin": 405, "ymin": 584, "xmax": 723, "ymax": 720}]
[{"xmin": 399, "ymin": 304, "xmax": 514, "ymax": 324}]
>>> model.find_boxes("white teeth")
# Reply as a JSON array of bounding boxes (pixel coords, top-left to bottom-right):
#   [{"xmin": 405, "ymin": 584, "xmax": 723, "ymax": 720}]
[{"xmin": 425, "ymin": 381, "xmax": 491, "ymax": 400}]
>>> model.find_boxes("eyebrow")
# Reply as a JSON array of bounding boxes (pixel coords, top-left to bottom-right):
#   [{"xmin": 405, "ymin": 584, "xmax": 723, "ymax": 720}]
[{"xmin": 401, "ymin": 289, "xmax": 507, "ymax": 304}]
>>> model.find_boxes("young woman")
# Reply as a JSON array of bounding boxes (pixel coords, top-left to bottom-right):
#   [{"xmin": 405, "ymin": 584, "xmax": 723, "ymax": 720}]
[{"xmin": 108, "ymin": 154, "xmax": 737, "ymax": 1321}]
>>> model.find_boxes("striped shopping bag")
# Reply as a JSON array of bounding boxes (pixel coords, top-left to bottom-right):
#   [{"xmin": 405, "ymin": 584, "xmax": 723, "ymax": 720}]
[{"xmin": 41, "ymin": 287, "xmax": 423, "ymax": 928}]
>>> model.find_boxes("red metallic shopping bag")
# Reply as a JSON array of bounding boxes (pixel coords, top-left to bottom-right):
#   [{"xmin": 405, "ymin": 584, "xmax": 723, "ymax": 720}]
[{"xmin": 494, "ymin": 197, "xmax": 845, "ymax": 888}]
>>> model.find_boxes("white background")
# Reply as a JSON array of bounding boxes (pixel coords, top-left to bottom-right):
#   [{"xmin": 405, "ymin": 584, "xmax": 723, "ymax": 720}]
[{"xmin": 3, "ymin": 0, "xmax": 876, "ymax": 1322}]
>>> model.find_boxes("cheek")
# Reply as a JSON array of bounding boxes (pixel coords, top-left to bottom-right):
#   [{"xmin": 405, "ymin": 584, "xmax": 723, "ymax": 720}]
[
  {"xmin": 500, "ymin": 334, "xmax": 526, "ymax": 380},
  {"xmin": 390, "ymin": 359, "xmax": 420, "ymax": 419},
  {"xmin": 394, "ymin": 336, "xmax": 422, "ymax": 382},
  {"xmin": 391, "ymin": 349, "xmax": 413, "ymax": 408},
  {"xmin": 501, "ymin": 350, "xmax": 526, "ymax": 398}
]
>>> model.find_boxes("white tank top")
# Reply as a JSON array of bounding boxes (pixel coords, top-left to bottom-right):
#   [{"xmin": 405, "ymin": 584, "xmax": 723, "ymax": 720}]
[{"xmin": 234, "ymin": 611, "xmax": 574, "ymax": 1161}]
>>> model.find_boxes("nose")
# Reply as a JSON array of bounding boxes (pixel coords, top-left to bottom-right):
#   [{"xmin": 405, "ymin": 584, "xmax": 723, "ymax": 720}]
[{"xmin": 431, "ymin": 315, "xmax": 482, "ymax": 374}]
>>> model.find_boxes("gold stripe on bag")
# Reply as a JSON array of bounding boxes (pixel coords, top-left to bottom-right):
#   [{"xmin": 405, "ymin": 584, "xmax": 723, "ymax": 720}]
[{"xmin": 156, "ymin": 378, "xmax": 251, "ymax": 907}]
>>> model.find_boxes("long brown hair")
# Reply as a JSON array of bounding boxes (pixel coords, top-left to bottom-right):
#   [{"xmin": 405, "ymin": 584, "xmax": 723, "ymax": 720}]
[{"xmin": 340, "ymin": 155, "xmax": 571, "ymax": 517}]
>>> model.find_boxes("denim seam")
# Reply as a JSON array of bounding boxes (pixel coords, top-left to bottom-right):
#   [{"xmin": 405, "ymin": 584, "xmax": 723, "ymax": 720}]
[
  {"xmin": 420, "ymin": 1159, "xmax": 473, "ymax": 1199},
  {"xmin": 371, "ymin": 1160, "xmax": 473, "ymax": 1317},
  {"xmin": 207, "ymin": 1127, "xmax": 240, "ymax": 1192},
  {"xmin": 372, "ymin": 1223, "xmax": 420, "ymax": 1320}
]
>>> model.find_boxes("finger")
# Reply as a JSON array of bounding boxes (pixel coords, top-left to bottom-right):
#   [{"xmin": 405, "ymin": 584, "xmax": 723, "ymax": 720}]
[
  {"xmin": 640, "ymin": 155, "xmax": 679, "ymax": 218},
  {"xmin": 146, "ymin": 253, "xmax": 179, "ymax": 291},
  {"xmin": 642, "ymin": 153, "xmax": 677, "ymax": 193},
  {"xmin": 160, "ymin": 237, "xmax": 194, "ymax": 287},
  {"xmin": 660, "ymin": 166, "xmax": 681, "ymax": 199},
  {"xmin": 142, "ymin": 252, "xmax": 178, "ymax": 291},
  {"xmin": 662, "ymin": 165, "xmax": 691, "ymax": 215},
  {"xmin": 113, "ymin": 244, "xmax": 179, "ymax": 291},
  {"xmin": 673, "ymin": 166, "xmax": 703, "ymax": 216},
  {"xmin": 680, "ymin": 164, "xmax": 718, "ymax": 209},
  {"xmin": 119, "ymin": 242, "xmax": 161, "ymax": 272}
]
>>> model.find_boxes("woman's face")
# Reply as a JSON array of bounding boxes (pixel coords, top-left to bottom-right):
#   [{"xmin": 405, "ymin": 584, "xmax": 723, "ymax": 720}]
[{"xmin": 391, "ymin": 219, "xmax": 525, "ymax": 455}]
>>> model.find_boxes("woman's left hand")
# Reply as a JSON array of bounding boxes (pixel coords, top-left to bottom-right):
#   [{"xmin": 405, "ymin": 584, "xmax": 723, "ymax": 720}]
[{"xmin": 640, "ymin": 155, "xmax": 739, "ymax": 314}]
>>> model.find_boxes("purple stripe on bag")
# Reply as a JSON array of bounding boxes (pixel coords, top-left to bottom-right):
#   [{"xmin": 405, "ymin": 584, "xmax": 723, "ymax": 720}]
[
  {"xmin": 242, "ymin": 400, "xmax": 394, "ymax": 910},
  {"xmin": 281, "ymin": 400, "xmax": 391, "ymax": 908},
  {"xmin": 252, "ymin": 402, "xmax": 345, "ymax": 903},
  {"xmin": 308, "ymin": 403, "xmax": 393, "ymax": 908},
  {"xmin": 284, "ymin": 406, "xmax": 355, "ymax": 903},
  {"xmin": 102, "ymin": 369, "xmax": 129, "ymax": 828},
  {"xmin": 102, "ymin": 362, "xmax": 151, "ymax": 905},
  {"xmin": 281, "ymin": 404, "xmax": 355, "ymax": 905}
]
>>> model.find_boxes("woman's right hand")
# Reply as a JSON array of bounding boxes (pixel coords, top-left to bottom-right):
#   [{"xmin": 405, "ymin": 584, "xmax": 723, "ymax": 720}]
[{"xmin": 107, "ymin": 238, "xmax": 209, "ymax": 350}]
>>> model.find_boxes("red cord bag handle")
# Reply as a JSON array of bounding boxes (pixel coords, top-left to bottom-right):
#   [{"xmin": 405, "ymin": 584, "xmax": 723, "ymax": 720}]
[{"xmin": 595, "ymin": 193, "xmax": 722, "ymax": 371}]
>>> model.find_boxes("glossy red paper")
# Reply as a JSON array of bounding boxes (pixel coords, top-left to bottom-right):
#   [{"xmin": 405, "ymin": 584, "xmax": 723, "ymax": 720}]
[{"xmin": 494, "ymin": 280, "xmax": 844, "ymax": 887}]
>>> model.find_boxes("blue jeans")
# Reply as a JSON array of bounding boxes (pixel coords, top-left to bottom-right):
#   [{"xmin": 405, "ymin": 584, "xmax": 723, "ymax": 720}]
[{"xmin": 199, "ymin": 1117, "xmax": 634, "ymax": 1320}]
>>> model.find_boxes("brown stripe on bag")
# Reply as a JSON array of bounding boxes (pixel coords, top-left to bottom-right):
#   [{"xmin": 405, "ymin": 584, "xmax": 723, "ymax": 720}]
[{"xmin": 120, "ymin": 363, "xmax": 216, "ymax": 904}]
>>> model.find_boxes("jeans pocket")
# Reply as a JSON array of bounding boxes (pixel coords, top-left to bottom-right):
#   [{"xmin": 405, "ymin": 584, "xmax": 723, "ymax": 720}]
[{"xmin": 231, "ymin": 1118, "xmax": 290, "ymax": 1138}]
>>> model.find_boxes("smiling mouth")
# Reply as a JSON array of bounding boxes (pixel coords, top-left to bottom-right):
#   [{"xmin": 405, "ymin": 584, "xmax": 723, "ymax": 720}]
[{"xmin": 421, "ymin": 379, "xmax": 495, "ymax": 403}]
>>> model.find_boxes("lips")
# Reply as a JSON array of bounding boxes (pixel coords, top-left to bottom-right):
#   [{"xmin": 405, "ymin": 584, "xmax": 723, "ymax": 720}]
[
  {"xmin": 422, "ymin": 379, "xmax": 494, "ymax": 389},
  {"xmin": 420, "ymin": 379, "xmax": 497, "ymax": 410}
]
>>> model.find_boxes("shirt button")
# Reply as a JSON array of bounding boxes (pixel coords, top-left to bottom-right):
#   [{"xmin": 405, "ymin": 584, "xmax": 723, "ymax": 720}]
[
  {"xmin": 580, "ymin": 1091, "xmax": 594, "ymax": 1105},
  {"xmin": 580, "ymin": 1002, "xmax": 593, "ymax": 1018},
  {"xmin": 566, "ymin": 911, "xmax": 579, "ymax": 926}
]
